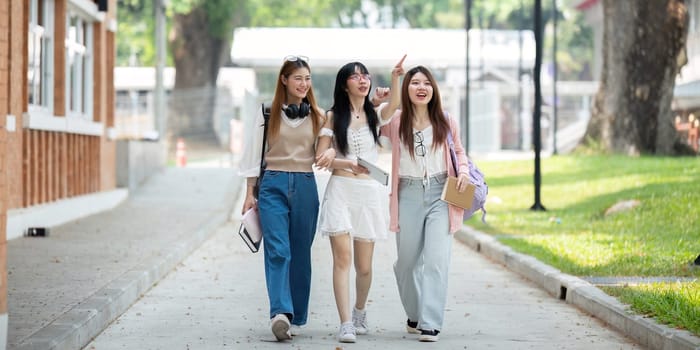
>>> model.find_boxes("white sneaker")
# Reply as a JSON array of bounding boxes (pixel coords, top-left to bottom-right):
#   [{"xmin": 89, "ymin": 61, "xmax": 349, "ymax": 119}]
[
  {"xmin": 337, "ymin": 322, "xmax": 356, "ymax": 343},
  {"xmin": 270, "ymin": 314, "xmax": 291, "ymax": 341},
  {"xmin": 290, "ymin": 324, "xmax": 304, "ymax": 336},
  {"xmin": 418, "ymin": 329, "xmax": 440, "ymax": 342},
  {"xmin": 406, "ymin": 319, "xmax": 420, "ymax": 334},
  {"xmin": 352, "ymin": 307, "xmax": 368, "ymax": 335}
]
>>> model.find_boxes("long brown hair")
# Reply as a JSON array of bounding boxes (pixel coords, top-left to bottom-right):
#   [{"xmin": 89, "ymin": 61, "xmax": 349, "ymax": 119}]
[
  {"xmin": 399, "ymin": 66, "xmax": 449, "ymax": 159},
  {"xmin": 268, "ymin": 58, "xmax": 322, "ymax": 139}
]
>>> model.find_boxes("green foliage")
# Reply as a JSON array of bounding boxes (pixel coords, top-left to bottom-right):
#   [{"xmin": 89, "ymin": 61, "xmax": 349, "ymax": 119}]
[
  {"xmin": 202, "ymin": 1, "xmax": 242, "ymax": 39},
  {"xmin": 246, "ymin": 0, "xmax": 350, "ymax": 27},
  {"xmin": 167, "ymin": 0, "xmax": 198, "ymax": 13},
  {"xmin": 169, "ymin": 0, "xmax": 246, "ymax": 38},
  {"xmin": 117, "ymin": 0, "xmax": 155, "ymax": 66},
  {"xmin": 474, "ymin": 0, "xmax": 526, "ymax": 29},
  {"xmin": 116, "ymin": 0, "xmax": 360, "ymax": 65},
  {"xmin": 549, "ymin": 5, "xmax": 595, "ymax": 80}
]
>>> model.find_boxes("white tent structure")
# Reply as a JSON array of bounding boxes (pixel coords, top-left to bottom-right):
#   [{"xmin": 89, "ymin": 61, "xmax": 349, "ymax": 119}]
[{"xmin": 230, "ymin": 27, "xmax": 536, "ymax": 72}]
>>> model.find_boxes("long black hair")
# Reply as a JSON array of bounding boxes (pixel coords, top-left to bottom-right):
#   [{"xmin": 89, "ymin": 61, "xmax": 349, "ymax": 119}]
[{"xmin": 330, "ymin": 62, "xmax": 380, "ymax": 156}]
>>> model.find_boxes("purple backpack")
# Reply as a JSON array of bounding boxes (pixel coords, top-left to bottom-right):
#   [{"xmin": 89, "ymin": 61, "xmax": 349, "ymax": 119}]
[{"xmin": 446, "ymin": 130, "xmax": 488, "ymax": 222}]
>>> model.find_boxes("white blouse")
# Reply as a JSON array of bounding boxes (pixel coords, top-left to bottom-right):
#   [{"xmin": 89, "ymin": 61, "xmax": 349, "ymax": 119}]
[{"xmin": 398, "ymin": 126, "xmax": 446, "ymax": 178}]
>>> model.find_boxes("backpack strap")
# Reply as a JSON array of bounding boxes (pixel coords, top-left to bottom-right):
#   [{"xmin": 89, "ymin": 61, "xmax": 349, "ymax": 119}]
[
  {"xmin": 254, "ymin": 103, "xmax": 271, "ymax": 199},
  {"xmin": 444, "ymin": 112, "xmax": 487, "ymax": 223},
  {"xmin": 259, "ymin": 103, "xmax": 270, "ymax": 176},
  {"xmin": 446, "ymin": 129, "xmax": 459, "ymax": 176}
]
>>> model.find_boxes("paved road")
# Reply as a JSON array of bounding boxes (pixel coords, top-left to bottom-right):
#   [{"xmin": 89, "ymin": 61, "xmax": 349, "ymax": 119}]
[{"xmin": 85, "ymin": 173, "xmax": 641, "ymax": 350}]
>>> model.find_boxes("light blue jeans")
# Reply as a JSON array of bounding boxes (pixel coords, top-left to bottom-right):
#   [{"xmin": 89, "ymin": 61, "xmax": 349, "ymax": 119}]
[
  {"xmin": 394, "ymin": 173, "xmax": 452, "ymax": 332},
  {"xmin": 257, "ymin": 170, "xmax": 319, "ymax": 326}
]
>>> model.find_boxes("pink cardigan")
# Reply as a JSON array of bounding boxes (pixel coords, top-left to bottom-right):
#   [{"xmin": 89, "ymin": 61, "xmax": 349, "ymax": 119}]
[{"xmin": 381, "ymin": 113, "xmax": 470, "ymax": 234}]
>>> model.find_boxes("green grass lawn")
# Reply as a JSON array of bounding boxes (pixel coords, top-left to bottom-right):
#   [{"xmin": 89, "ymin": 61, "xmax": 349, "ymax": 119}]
[
  {"xmin": 467, "ymin": 154, "xmax": 700, "ymax": 336},
  {"xmin": 602, "ymin": 281, "xmax": 700, "ymax": 336}
]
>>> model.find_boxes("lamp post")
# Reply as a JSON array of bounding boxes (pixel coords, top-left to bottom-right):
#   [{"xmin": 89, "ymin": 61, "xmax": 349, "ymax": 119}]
[
  {"xmin": 154, "ymin": 0, "xmax": 167, "ymax": 140},
  {"xmin": 552, "ymin": 0, "xmax": 559, "ymax": 155},
  {"xmin": 464, "ymin": 0, "xmax": 472, "ymax": 153},
  {"xmin": 518, "ymin": 0, "xmax": 524, "ymax": 150},
  {"xmin": 531, "ymin": 0, "xmax": 546, "ymax": 211}
]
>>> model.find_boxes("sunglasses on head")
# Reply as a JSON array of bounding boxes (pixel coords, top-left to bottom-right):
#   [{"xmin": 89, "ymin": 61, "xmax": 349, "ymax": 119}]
[{"xmin": 283, "ymin": 55, "xmax": 309, "ymax": 63}]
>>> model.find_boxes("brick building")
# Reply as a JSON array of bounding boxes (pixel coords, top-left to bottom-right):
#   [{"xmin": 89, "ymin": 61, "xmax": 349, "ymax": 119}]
[{"xmin": 0, "ymin": 0, "xmax": 117, "ymax": 346}]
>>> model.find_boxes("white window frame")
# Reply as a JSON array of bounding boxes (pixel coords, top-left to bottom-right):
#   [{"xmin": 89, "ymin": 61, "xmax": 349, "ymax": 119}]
[
  {"xmin": 24, "ymin": 0, "xmax": 104, "ymax": 136},
  {"xmin": 65, "ymin": 7, "xmax": 94, "ymax": 121},
  {"xmin": 27, "ymin": 0, "xmax": 54, "ymax": 117}
]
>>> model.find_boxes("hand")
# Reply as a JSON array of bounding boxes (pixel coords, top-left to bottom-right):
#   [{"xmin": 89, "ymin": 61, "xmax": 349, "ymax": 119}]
[
  {"xmin": 392, "ymin": 54, "xmax": 407, "ymax": 78},
  {"xmin": 349, "ymin": 160, "xmax": 369, "ymax": 175},
  {"xmin": 372, "ymin": 87, "xmax": 390, "ymax": 105},
  {"xmin": 456, "ymin": 172, "xmax": 470, "ymax": 192},
  {"xmin": 315, "ymin": 148, "xmax": 336, "ymax": 171},
  {"xmin": 242, "ymin": 194, "xmax": 257, "ymax": 215}
]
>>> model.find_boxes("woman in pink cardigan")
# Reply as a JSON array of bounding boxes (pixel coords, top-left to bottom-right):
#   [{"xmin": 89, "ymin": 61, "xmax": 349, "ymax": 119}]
[{"xmin": 380, "ymin": 65, "xmax": 470, "ymax": 343}]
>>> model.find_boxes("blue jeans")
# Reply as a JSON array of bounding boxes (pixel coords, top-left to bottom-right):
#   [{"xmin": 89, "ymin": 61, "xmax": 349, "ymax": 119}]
[
  {"xmin": 394, "ymin": 173, "xmax": 452, "ymax": 332},
  {"xmin": 258, "ymin": 170, "xmax": 319, "ymax": 325}
]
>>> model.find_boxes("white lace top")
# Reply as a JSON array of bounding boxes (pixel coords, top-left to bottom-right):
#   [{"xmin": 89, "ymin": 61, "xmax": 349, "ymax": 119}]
[{"xmin": 320, "ymin": 104, "xmax": 391, "ymax": 164}]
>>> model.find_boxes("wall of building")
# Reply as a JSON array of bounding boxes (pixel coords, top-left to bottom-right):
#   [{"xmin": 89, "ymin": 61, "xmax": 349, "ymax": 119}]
[
  {"xmin": 0, "ymin": 0, "xmax": 26, "ymax": 346},
  {"xmin": 8, "ymin": 0, "xmax": 117, "ymax": 212},
  {"xmin": 0, "ymin": 0, "xmax": 118, "ymax": 344}
]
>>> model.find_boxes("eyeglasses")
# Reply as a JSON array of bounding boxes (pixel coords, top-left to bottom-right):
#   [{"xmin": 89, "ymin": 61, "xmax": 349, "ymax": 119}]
[
  {"xmin": 414, "ymin": 131, "xmax": 426, "ymax": 157},
  {"xmin": 283, "ymin": 55, "xmax": 309, "ymax": 63},
  {"xmin": 348, "ymin": 73, "xmax": 371, "ymax": 81}
]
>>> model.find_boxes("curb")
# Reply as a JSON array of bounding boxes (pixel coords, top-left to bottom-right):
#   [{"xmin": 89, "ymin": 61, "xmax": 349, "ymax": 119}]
[
  {"xmin": 454, "ymin": 225, "xmax": 700, "ymax": 350},
  {"xmin": 11, "ymin": 177, "xmax": 244, "ymax": 350}
]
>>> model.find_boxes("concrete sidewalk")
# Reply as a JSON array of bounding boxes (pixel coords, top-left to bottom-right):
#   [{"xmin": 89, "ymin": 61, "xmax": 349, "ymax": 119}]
[
  {"xmin": 7, "ymin": 167, "xmax": 243, "ymax": 350},
  {"xmin": 85, "ymin": 172, "xmax": 642, "ymax": 349}
]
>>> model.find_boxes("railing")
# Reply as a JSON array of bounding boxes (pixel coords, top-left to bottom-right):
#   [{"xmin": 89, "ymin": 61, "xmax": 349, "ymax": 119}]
[{"xmin": 22, "ymin": 130, "xmax": 100, "ymax": 207}]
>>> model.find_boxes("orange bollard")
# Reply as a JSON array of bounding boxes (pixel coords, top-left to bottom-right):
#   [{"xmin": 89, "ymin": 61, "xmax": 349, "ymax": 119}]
[
  {"xmin": 176, "ymin": 138, "xmax": 187, "ymax": 167},
  {"xmin": 690, "ymin": 120, "xmax": 699, "ymax": 152}
]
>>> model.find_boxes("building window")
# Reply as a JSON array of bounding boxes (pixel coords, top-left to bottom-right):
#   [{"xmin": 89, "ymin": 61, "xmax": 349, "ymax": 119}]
[
  {"xmin": 65, "ymin": 8, "xmax": 94, "ymax": 120},
  {"xmin": 28, "ymin": 0, "xmax": 54, "ymax": 112}
]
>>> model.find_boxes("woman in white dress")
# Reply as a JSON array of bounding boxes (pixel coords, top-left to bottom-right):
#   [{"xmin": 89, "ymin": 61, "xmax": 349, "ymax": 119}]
[{"xmin": 315, "ymin": 55, "xmax": 405, "ymax": 343}]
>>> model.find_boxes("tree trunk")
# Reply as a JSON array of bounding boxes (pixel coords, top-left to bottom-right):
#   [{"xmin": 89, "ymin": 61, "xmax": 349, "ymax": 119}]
[
  {"xmin": 168, "ymin": 7, "xmax": 232, "ymax": 139},
  {"xmin": 583, "ymin": 0, "xmax": 691, "ymax": 155}
]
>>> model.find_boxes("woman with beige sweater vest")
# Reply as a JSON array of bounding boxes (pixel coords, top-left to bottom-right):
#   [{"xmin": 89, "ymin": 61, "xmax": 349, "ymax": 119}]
[{"xmin": 238, "ymin": 55, "xmax": 333, "ymax": 341}]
